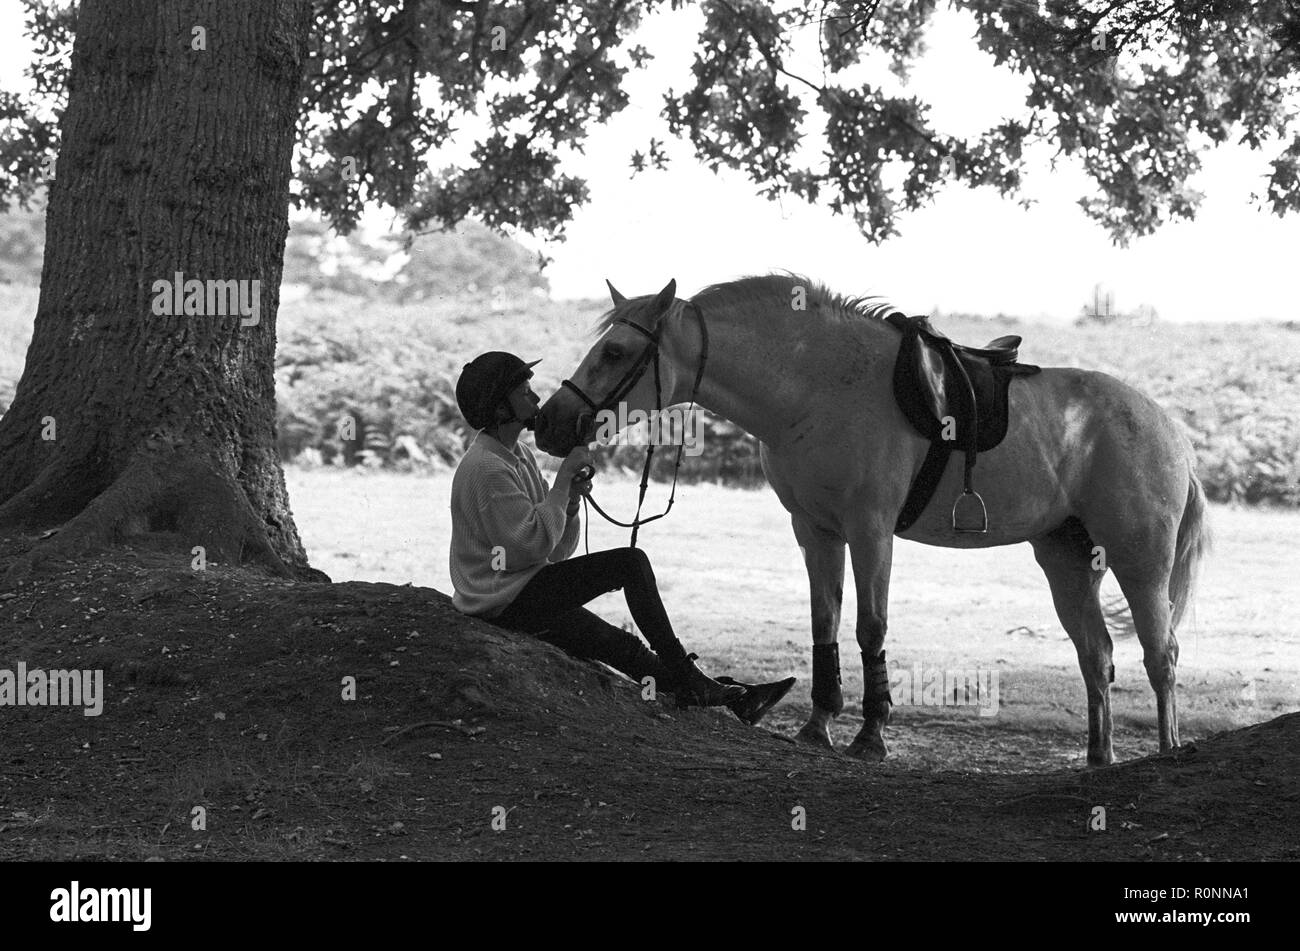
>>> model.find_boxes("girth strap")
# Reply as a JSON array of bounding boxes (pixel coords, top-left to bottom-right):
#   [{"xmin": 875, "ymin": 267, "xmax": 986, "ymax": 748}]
[{"xmin": 885, "ymin": 313, "xmax": 1040, "ymax": 535}]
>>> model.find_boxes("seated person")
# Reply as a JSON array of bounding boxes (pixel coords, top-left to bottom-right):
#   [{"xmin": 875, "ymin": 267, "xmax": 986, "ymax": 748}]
[{"xmin": 448, "ymin": 351, "xmax": 794, "ymax": 724}]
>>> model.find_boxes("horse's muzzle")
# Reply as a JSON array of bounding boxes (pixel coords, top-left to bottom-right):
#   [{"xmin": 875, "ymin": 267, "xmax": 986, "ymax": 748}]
[{"xmin": 533, "ymin": 407, "xmax": 570, "ymax": 456}]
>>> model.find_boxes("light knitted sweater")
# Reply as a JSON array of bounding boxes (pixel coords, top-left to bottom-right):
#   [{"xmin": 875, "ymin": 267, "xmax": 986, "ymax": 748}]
[{"xmin": 449, "ymin": 431, "xmax": 580, "ymax": 617}]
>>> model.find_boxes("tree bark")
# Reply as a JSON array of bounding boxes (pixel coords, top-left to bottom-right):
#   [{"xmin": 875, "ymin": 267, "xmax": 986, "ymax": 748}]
[{"xmin": 0, "ymin": 0, "xmax": 324, "ymax": 583}]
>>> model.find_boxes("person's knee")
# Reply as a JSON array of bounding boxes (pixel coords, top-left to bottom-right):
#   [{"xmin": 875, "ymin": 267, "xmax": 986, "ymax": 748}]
[{"xmin": 613, "ymin": 546, "xmax": 653, "ymax": 579}]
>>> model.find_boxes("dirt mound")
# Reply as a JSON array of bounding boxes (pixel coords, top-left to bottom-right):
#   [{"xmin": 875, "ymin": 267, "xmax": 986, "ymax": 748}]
[{"xmin": 1, "ymin": 542, "xmax": 1294, "ymax": 860}]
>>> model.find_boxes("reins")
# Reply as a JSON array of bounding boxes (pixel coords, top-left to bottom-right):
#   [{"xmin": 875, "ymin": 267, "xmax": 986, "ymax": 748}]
[{"xmin": 560, "ymin": 300, "xmax": 709, "ymax": 553}]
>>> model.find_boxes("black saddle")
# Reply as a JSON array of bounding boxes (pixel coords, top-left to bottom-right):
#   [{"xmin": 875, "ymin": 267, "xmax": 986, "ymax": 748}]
[{"xmin": 885, "ymin": 314, "xmax": 1041, "ymax": 534}]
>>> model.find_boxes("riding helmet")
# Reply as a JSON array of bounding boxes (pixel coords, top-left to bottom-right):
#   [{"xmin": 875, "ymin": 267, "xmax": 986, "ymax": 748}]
[{"xmin": 455, "ymin": 351, "xmax": 541, "ymax": 430}]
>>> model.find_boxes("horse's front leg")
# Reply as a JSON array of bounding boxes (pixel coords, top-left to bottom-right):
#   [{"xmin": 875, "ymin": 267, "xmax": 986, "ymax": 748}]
[
  {"xmin": 846, "ymin": 529, "xmax": 894, "ymax": 762},
  {"xmin": 791, "ymin": 516, "xmax": 846, "ymax": 749}
]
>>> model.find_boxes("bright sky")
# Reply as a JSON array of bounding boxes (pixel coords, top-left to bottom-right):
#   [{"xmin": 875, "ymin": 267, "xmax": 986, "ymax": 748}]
[{"xmin": 2, "ymin": 1, "xmax": 1296, "ymax": 321}]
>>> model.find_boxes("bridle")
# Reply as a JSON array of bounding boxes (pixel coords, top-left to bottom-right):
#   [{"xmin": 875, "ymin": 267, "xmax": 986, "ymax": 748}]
[{"xmin": 559, "ymin": 300, "xmax": 709, "ymax": 550}]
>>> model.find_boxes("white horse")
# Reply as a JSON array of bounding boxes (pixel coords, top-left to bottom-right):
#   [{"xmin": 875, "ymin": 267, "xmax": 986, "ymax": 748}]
[{"xmin": 536, "ymin": 276, "xmax": 1209, "ymax": 764}]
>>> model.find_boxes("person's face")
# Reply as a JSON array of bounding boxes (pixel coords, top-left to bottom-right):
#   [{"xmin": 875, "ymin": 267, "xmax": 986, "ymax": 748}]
[{"xmin": 498, "ymin": 379, "xmax": 541, "ymax": 427}]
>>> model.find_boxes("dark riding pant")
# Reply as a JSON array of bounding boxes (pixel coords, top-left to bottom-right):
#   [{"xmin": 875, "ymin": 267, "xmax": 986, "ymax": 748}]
[{"xmin": 493, "ymin": 547, "xmax": 680, "ymax": 684}]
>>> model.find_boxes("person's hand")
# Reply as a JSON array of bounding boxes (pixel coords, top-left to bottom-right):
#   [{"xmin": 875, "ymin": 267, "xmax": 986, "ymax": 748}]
[
  {"xmin": 568, "ymin": 472, "xmax": 593, "ymax": 505},
  {"xmin": 556, "ymin": 446, "xmax": 593, "ymax": 485}
]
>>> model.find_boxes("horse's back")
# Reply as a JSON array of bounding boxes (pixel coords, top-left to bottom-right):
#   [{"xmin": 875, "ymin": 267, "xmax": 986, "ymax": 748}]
[
  {"xmin": 1009, "ymin": 365, "xmax": 1194, "ymax": 519},
  {"xmin": 1014, "ymin": 365, "xmax": 1191, "ymax": 458}
]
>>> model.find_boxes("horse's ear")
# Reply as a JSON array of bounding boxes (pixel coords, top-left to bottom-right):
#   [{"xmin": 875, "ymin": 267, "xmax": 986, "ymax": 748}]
[
  {"xmin": 652, "ymin": 279, "xmax": 677, "ymax": 314},
  {"xmin": 605, "ymin": 279, "xmax": 627, "ymax": 306}
]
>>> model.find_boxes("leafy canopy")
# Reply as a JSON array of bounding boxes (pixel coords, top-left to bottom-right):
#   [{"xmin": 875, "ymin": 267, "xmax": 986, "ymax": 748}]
[{"xmin": 2, "ymin": 0, "xmax": 1298, "ymax": 245}]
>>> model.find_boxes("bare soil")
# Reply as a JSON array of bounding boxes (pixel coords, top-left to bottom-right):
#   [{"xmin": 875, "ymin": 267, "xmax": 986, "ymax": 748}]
[{"xmin": 1, "ymin": 535, "xmax": 1295, "ymax": 862}]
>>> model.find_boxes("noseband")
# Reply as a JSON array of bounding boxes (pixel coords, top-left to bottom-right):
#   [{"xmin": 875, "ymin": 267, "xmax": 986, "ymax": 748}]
[
  {"xmin": 560, "ymin": 318, "xmax": 663, "ymax": 417},
  {"xmin": 559, "ymin": 300, "xmax": 710, "ymax": 548}
]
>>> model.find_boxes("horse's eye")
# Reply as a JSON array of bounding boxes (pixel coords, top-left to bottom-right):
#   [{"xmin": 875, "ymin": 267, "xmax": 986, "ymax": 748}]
[{"xmin": 602, "ymin": 345, "xmax": 624, "ymax": 362}]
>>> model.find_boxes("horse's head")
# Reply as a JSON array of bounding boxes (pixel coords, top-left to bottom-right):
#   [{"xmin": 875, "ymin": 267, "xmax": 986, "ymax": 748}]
[{"xmin": 534, "ymin": 278, "xmax": 680, "ymax": 457}]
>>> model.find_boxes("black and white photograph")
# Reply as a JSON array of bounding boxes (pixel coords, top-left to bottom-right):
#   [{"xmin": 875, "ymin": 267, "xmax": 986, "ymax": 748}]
[{"xmin": 0, "ymin": 0, "xmax": 1293, "ymax": 925}]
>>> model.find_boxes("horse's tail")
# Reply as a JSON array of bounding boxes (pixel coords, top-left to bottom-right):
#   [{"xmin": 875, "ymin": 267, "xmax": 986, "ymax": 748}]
[{"xmin": 1170, "ymin": 463, "xmax": 1211, "ymax": 631}]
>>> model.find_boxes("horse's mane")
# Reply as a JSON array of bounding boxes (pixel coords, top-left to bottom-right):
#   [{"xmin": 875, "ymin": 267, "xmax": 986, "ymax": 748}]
[
  {"xmin": 593, "ymin": 273, "xmax": 901, "ymax": 335},
  {"xmin": 698, "ymin": 273, "xmax": 901, "ymax": 322}
]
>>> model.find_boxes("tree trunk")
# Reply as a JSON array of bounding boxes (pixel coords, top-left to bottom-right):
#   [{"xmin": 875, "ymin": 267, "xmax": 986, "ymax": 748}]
[{"xmin": 0, "ymin": 0, "xmax": 324, "ymax": 583}]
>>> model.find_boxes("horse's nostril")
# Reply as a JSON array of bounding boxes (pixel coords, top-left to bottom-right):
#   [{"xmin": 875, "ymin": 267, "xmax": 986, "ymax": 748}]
[{"xmin": 534, "ymin": 414, "xmax": 547, "ymax": 435}]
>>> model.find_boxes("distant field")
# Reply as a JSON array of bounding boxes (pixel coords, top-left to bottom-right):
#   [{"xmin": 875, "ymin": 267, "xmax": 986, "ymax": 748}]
[
  {"xmin": 287, "ymin": 466, "xmax": 1299, "ymax": 759},
  {"xmin": 3, "ymin": 279, "xmax": 1299, "ymax": 501},
  {"xmin": 0, "ymin": 283, "xmax": 37, "ymax": 409}
]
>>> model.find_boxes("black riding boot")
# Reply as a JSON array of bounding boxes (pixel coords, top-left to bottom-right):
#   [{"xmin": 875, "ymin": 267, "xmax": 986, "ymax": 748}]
[
  {"xmin": 658, "ymin": 647, "xmax": 746, "ymax": 707},
  {"xmin": 715, "ymin": 675, "xmax": 798, "ymax": 725},
  {"xmin": 558, "ymin": 615, "xmax": 740, "ymax": 706},
  {"xmin": 600, "ymin": 635, "xmax": 672, "ymax": 689}
]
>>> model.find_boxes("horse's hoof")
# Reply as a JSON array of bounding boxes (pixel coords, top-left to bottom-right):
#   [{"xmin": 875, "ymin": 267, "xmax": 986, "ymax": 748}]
[
  {"xmin": 795, "ymin": 722, "xmax": 833, "ymax": 749},
  {"xmin": 844, "ymin": 737, "xmax": 887, "ymax": 762}
]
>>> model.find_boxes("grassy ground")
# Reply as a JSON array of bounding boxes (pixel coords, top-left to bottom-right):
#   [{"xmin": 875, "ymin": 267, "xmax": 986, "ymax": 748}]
[
  {"xmin": 2, "ymin": 536, "xmax": 1295, "ymax": 861},
  {"xmin": 1, "ymin": 468, "xmax": 1294, "ymax": 861},
  {"xmin": 287, "ymin": 465, "xmax": 1299, "ymax": 766}
]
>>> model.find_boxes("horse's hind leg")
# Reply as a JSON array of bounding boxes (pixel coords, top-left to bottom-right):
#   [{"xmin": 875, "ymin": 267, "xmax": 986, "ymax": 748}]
[
  {"xmin": 1031, "ymin": 521, "xmax": 1114, "ymax": 766},
  {"xmin": 1112, "ymin": 569, "xmax": 1179, "ymax": 752},
  {"xmin": 791, "ymin": 515, "xmax": 847, "ymax": 749}
]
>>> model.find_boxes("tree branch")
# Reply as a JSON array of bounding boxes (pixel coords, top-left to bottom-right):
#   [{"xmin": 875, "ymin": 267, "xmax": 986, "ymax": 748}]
[
  {"xmin": 714, "ymin": 0, "xmax": 824, "ymax": 96},
  {"xmin": 516, "ymin": 0, "xmax": 632, "ymax": 152}
]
